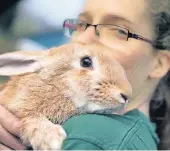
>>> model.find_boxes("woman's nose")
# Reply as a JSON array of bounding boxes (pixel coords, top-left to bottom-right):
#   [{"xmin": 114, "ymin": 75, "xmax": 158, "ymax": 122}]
[{"xmin": 73, "ymin": 27, "xmax": 98, "ymax": 45}]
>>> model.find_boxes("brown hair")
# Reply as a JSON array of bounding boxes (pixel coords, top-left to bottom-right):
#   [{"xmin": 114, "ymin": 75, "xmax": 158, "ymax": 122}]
[{"xmin": 149, "ymin": 0, "xmax": 170, "ymax": 149}]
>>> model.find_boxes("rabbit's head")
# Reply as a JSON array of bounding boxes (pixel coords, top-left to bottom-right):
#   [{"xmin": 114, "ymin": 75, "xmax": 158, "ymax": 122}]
[{"xmin": 0, "ymin": 44, "xmax": 132, "ymax": 113}]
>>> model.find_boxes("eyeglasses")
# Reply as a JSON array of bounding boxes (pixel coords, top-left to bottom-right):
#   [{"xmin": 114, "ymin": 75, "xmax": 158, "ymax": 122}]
[{"xmin": 63, "ymin": 19, "xmax": 157, "ymax": 48}]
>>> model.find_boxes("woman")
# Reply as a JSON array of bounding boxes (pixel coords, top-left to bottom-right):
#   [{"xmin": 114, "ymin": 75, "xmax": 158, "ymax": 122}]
[{"xmin": 0, "ymin": 0, "xmax": 170, "ymax": 149}]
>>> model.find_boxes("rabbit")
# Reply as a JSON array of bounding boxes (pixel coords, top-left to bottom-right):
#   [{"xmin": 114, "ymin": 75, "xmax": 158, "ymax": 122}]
[{"xmin": 0, "ymin": 43, "xmax": 132, "ymax": 150}]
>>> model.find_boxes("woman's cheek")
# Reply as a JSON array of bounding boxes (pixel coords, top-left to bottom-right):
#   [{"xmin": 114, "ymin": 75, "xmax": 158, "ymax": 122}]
[
  {"xmin": 102, "ymin": 42, "xmax": 143, "ymax": 69},
  {"xmin": 121, "ymin": 52, "xmax": 145, "ymax": 69}
]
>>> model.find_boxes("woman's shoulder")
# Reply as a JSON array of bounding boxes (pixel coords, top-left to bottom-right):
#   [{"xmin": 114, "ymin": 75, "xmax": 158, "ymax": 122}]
[{"xmin": 62, "ymin": 109, "xmax": 159, "ymax": 150}]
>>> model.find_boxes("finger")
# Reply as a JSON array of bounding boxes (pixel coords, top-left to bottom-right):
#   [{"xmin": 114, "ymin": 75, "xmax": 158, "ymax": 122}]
[
  {"xmin": 0, "ymin": 104, "xmax": 21, "ymax": 136},
  {"xmin": 0, "ymin": 124, "xmax": 26, "ymax": 150},
  {"xmin": 0, "ymin": 143, "xmax": 12, "ymax": 150}
]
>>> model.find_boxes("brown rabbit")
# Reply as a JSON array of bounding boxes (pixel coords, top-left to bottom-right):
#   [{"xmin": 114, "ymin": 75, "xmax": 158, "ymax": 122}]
[{"xmin": 0, "ymin": 43, "xmax": 132, "ymax": 150}]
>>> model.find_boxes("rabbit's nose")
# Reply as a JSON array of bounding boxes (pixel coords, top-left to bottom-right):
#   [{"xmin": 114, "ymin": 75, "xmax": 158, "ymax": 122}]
[
  {"xmin": 116, "ymin": 93, "xmax": 129, "ymax": 104},
  {"xmin": 120, "ymin": 93, "xmax": 128, "ymax": 103}
]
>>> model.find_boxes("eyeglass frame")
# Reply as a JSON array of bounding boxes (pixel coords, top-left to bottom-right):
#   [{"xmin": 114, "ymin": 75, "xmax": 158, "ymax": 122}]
[{"xmin": 63, "ymin": 19, "xmax": 163, "ymax": 49}]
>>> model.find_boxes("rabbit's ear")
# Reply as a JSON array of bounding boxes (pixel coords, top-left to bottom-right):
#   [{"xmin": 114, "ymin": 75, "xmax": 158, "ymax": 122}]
[{"xmin": 0, "ymin": 51, "xmax": 47, "ymax": 76}]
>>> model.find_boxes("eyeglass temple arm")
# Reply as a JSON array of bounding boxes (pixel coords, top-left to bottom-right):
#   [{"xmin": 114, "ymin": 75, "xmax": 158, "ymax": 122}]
[
  {"xmin": 130, "ymin": 32, "xmax": 166, "ymax": 49},
  {"xmin": 128, "ymin": 32, "xmax": 156, "ymax": 47}
]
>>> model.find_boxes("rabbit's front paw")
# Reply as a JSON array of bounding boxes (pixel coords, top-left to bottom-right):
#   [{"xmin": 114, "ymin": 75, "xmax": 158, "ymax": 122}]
[{"xmin": 29, "ymin": 124, "xmax": 66, "ymax": 150}]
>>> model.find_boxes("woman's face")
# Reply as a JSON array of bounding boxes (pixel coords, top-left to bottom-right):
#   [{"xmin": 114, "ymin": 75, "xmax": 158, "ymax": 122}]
[{"xmin": 72, "ymin": 0, "xmax": 157, "ymax": 104}]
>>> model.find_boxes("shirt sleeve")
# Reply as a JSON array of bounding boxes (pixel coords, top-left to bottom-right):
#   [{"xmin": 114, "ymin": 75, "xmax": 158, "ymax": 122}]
[
  {"xmin": 61, "ymin": 113, "xmax": 158, "ymax": 150},
  {"xmin": 125, "ymin": 127, "xmax": 159, "ymax": 150}
]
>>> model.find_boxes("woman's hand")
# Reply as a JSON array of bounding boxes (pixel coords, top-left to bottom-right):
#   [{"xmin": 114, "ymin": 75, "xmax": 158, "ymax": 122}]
[{"xmin": 0, "ymin": 104, "xmax": 26, "ymax": 150}]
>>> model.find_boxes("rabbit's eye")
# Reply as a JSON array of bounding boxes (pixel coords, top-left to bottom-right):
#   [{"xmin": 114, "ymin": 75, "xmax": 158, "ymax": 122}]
[{"xmin": 80, "ymin": 56, "xmax": 93, "ymax": 68}]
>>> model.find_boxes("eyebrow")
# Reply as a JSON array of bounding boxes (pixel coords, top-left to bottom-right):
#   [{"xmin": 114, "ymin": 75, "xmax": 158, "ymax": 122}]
[
  {"xmin": 103, "ymin": 14, "xmax": 133, "ymax": 25},
  {"xmin": 78, "ymin": 11, "xmax": 134, "ymax": 30},
  {"xmin": 102, "ymin": 14, "xmax": 134, "ymax": 30},
  {"xmin": 78, "ymin": 11, "xmax": 92, "ymax": 21}
]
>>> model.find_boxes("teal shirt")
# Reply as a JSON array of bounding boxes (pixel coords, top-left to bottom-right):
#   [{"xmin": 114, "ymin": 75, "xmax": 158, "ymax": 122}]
[{"xmin": 62, "ymin": 109, "xmax": 159, "ymax": 150}]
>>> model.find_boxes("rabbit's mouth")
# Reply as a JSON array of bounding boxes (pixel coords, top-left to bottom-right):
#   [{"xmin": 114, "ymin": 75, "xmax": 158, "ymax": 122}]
[
  {"xmin": 58, "ymin": 102, "xmax": 127, "ymax": 124},
  {"xmin": 76, "ymin": 101, "xmax": 127, "ymax": 115}
]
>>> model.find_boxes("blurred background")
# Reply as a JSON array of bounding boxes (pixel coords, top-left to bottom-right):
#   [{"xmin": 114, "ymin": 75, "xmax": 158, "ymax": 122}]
[{"xmin": 0, "ymin": 0, "xmax": 84, "ymax": 84}]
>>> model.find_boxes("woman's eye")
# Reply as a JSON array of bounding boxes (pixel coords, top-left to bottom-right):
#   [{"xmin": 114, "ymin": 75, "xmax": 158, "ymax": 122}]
[
  {"xmin": 107, "ymin": 27, "xmax": 128, "ymax": 40},
  {"xmin": 77, "ymin": 23, "xmax": 85, "ymax": 27},
  {"xmin": 112, "ymin": 28, "xmax": 127, "ymax": 35},
  {"xmin": 80, "ymin": 56, "xmax": 93, "ymax": 68},
  {"xmin": 75, "ymin": 23, "xmax": 86, "ymax": 32},
  {"xmin": 109, "ymin": 27, "xmax": 127, "ymax": 35},
  {"xmin": 118, "ymin": 29, "xmax": 127, "ymax": 35}
]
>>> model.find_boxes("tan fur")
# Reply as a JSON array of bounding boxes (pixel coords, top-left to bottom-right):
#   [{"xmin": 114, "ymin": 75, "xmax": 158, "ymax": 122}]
[
  {"xmin": 0, "ymin": 44, "xmax": 132, "ymax": 150},
  {"xmin": 0, "ymin": 83, "xmax": 6, "ymax": 91}
]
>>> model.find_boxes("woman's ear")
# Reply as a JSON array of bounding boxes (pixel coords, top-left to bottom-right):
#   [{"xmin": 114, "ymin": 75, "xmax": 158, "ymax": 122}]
[{"xmin": 149, "ymin": 50, "xmax": 170, "ymax": 79}]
